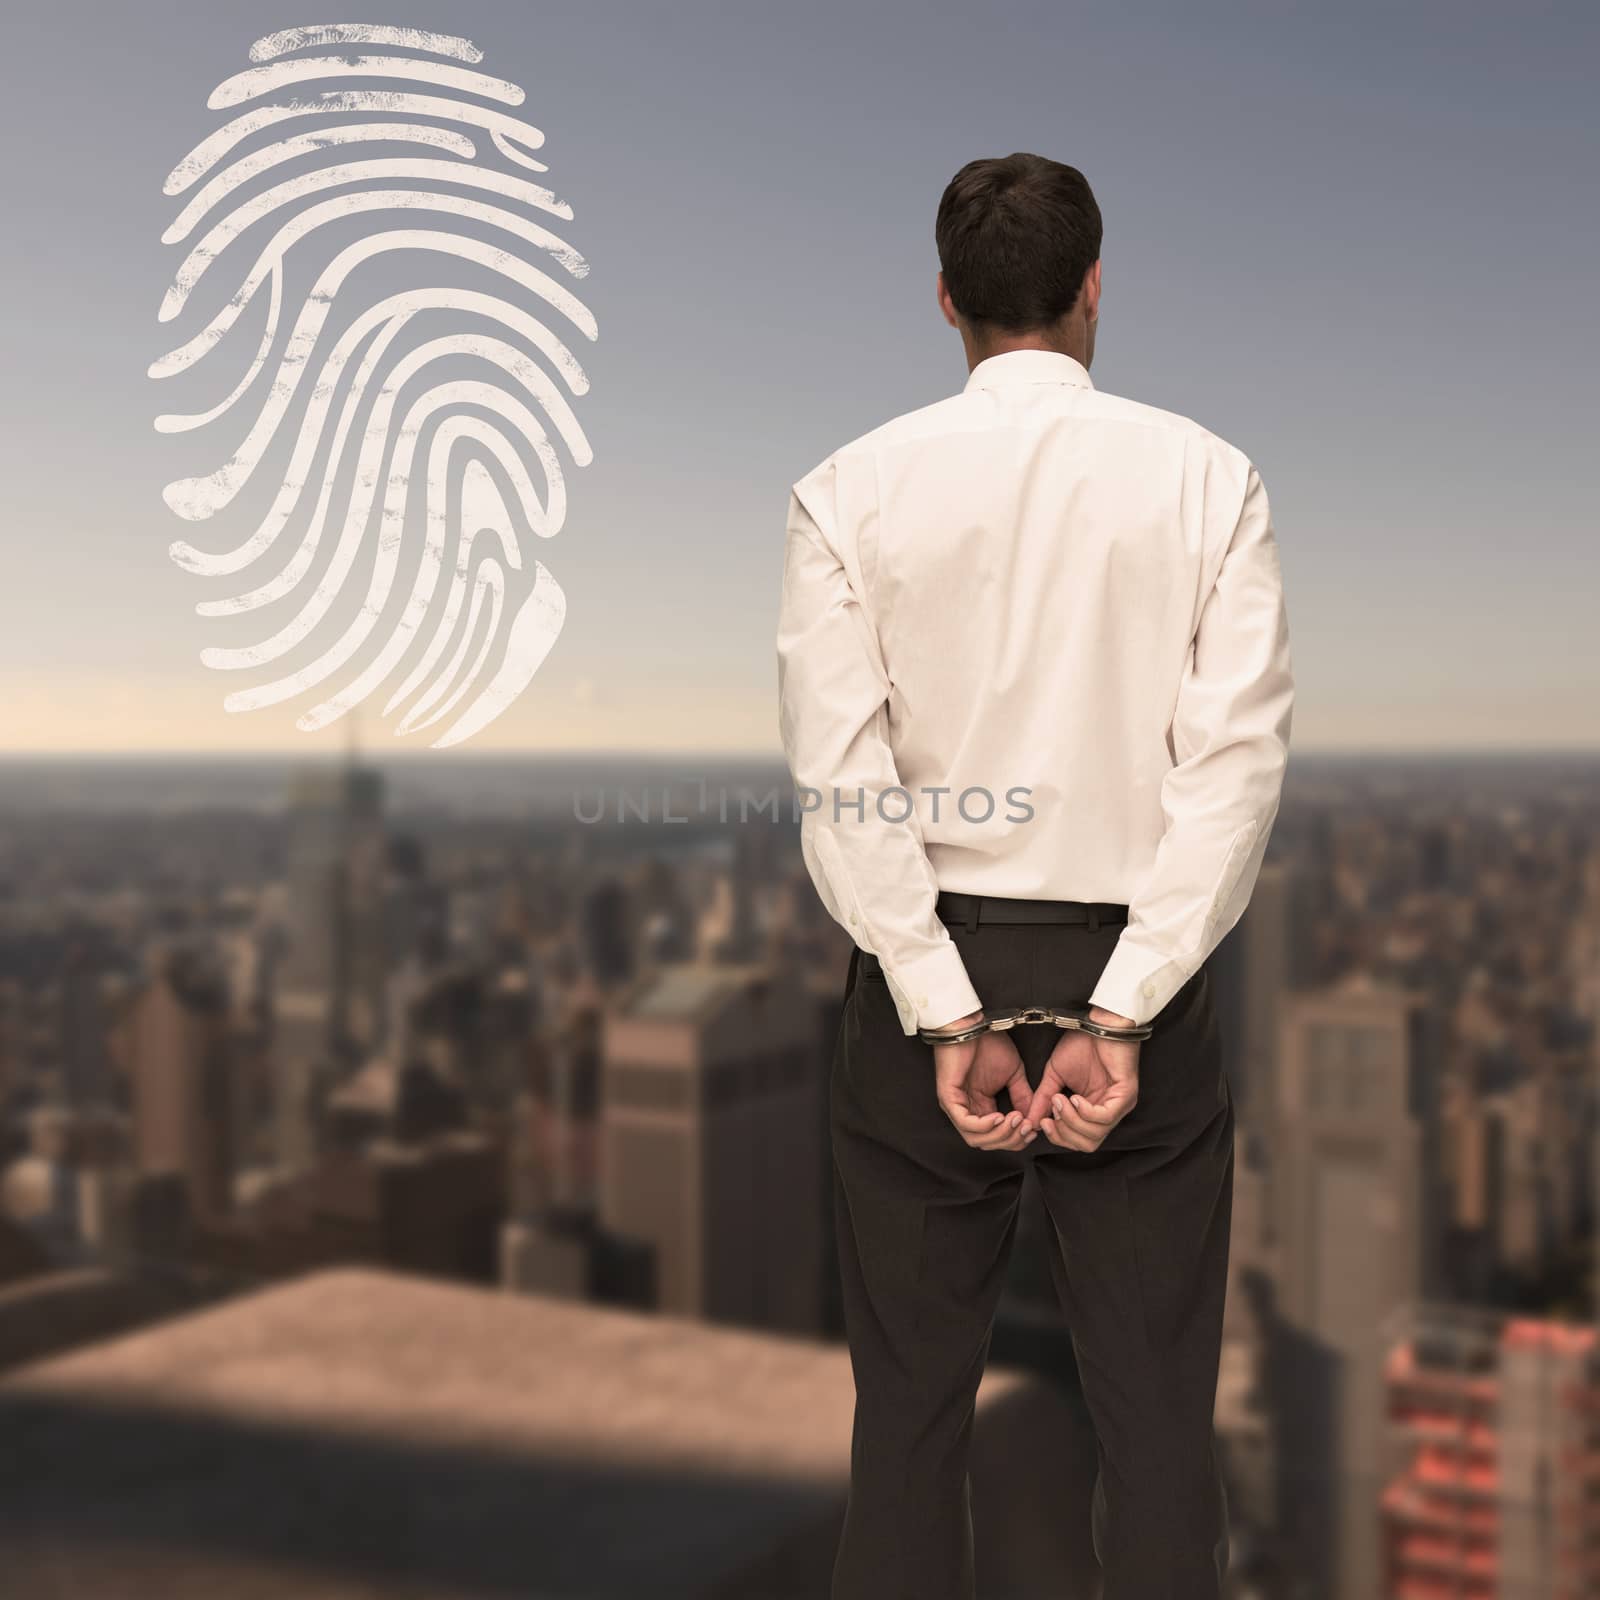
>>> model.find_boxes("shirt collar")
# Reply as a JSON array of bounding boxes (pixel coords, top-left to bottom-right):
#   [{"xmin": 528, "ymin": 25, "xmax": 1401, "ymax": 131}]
[{"xmin": 963, "ymin": 348, "xmax": 1094, "ymax": 393}]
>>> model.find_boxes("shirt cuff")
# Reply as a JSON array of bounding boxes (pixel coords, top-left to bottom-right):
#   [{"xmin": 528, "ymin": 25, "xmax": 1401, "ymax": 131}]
[
  {"xmin": 881, "ymin": 941, "xmax": 982, "ymax": 1036},
  {"xmin": 1088, "ymin": 935, "xmax": 1192, "ymax": 1027}
]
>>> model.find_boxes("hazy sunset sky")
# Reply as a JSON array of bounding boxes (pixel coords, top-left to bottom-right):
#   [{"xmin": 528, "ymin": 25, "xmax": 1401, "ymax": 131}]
[{"xmin": 1, "ymin": 1, "xmax": 1594, "ymax": 755}]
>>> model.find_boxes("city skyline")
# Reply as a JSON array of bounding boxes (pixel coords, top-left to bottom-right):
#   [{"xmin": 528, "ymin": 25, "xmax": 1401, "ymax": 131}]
[{"xmin": 3, "ymin": 743, "xmax": 1598, "ymax": 1596}]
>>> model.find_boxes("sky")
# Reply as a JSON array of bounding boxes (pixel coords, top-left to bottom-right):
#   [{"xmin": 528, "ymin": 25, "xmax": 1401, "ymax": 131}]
[{"xmin": 0, "ymin": 0, "xmax": 1595, "ymax": 756}]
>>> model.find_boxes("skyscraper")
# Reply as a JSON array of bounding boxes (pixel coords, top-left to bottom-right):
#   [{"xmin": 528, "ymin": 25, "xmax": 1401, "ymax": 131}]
[
  {"xmin": 1383, "ymin": 1306, "xmax": 1600, "ymax": 1598},
  {"xmin": 1211, "ymin": 860, "xmax": 1292, "ymax": 1126},
  {"xmin": 599, "ymin": 964, "xmax": 822, "ymax": 1333},
  {"xmin": 1271, "ymin": 977, "xmax": 1432, "ymax": 1599},
  {"xmin": 119, "ymin": 943, "xmax": 235, "ymax": 1224},
  {"xmin": 1568, "ymin": 844, "xmax": 1600, "ymax": 1334},
  {"xmin": 274, "ymin": 761, "xmax": 387, "ymax": 1169}
]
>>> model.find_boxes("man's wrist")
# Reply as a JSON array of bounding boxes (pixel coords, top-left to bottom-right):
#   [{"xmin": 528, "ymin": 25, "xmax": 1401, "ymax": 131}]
[
  {"xmin": 1088, "ymin": 1004, "xmax": 1138, "ymax": 1029},
  {"xmin": 926, "ymin": 1008, "xmax": 984, "ymax": 1041}
]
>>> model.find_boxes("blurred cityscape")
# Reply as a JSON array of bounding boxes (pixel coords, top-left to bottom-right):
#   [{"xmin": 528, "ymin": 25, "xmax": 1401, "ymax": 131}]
[{"xmin": 1, "ymin": 749, "xmax": 1598, "ymax": 1599}]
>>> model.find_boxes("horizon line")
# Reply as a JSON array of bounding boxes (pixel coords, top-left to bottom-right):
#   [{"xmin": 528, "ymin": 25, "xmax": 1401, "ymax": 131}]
[{"xmin": 1, "ymin": 744, "xmax": 1598, "ymax": 763}]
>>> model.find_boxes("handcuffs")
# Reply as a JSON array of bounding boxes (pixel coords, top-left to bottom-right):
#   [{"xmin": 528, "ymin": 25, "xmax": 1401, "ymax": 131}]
[{"xmin": 918, "ymin": 1006, "xmax": 1153, "ymax": 1047}]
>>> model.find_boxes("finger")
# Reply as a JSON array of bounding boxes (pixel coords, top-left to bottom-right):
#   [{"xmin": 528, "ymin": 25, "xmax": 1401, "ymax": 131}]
[
  {"xmin": 1038, "ymin": 1112, "xmax": 1096, "ymax": 1153},
  {"xmin": 972, "ymin": 1110, "xmax": 1032, "ymax": 1150},
  {"xmin": 1064, "ymin": 1091, "xmax": 1132, "ymax": 1127},
  {"xmin": 1049, "ymin": 1094, "xmax": 1118, "ymax": 1149},
  {"xmin": 977, "ymin": 1123, "xmax": 1037, "ymax": 1152},
  {"xmin": 1004, "ymin": 1108, "xmax": 1040, "ymax": 1150},
  {"xmin": 937, "ymin": 1093, "xmax": 1011, "ymax": 1140},
  {"xmin": 956, "ymin": 1108, "xmax": 1033, "ymax": 1151},
  {"xmin": 973, "ymin": 1125, "xmax": 1033, "ymax": 1152}
]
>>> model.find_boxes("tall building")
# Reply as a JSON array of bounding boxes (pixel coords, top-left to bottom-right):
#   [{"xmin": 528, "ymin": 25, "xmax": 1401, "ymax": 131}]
[
  {"xmin": 1215, "ymin": 1151, "xmax": 1282, "ymax": 1578},
  {"xmin": 578, "ymin": 879, "xmax": 634, "ymax": 990},
  {"xmin": 1211, "ymin": 859, "xmax": 1292, "ymax": 1126},
  {"xmin": 523, "ymin": 990, "xmax": 601, "ymax": 1215},
  {"xmin": 116, "ymin": 944, "xmax": 235, "ymax": 1224},
  {"xmin": 279, "ymin": 761, "xmax": 387, "ymax": 1026},
  {"xmin": 58, "ymin": 945, "xmax": 116, "ymax": 1111},
  {"xmin": 1568, "ymin": 845, "xmax": 1600, "ymax": 1321},
  {"xmin": 630, "ymin": 857, "xmax": 696, "ymax": 965},
  {"xmin": 1210, "ymin": 856, "xmax": 1295, "ymax": 1540},
  {"xmin": 1270, "ymin": 976, "xmax": 1435, "ymax": 1599},
  {"xmin": 599, "ymin": 963, "xmax": 823, "ymax": 1333},
  {"xmin": 274, "ymin": 762, "xmax": 387, "ymax": 1169},
  {"xmin": 1383, "ymin": 1306, "xmax": 1600, "ymax": 1598},
  {"xmin": 700, "ymin": 824, "xmax": 776, "ymax": 965}
]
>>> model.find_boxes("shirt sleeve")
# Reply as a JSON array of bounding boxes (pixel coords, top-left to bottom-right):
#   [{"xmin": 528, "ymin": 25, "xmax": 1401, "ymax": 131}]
[
  {"xmin": 776, "ymin": 464, "xmax": 982, "ymax": 1036},
  {"xmin": 1089, "ymin": 461, "xmax": 1295, "ymax": 1025}
]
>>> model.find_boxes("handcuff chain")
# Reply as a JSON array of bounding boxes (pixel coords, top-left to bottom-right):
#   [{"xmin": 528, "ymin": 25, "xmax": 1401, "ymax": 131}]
[{"xmin": 918, "ymin": 1005, "xmax": 1153, "ymax": 1046}]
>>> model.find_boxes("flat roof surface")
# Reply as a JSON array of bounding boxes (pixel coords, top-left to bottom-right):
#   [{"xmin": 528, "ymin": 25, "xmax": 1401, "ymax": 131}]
[{"xmin": 0, "ymin": 1266, "xmax": 1040, "ymax": 1598}]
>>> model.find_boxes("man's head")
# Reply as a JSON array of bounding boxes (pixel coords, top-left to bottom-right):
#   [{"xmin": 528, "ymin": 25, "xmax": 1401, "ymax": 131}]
[{"xmin": 935, "ymin": 153, "xmax": 1102, "ymax": 370}]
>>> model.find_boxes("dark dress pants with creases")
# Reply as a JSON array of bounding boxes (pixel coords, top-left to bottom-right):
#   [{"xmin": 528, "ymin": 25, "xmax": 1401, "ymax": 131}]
[{"xmin": 828, "ymin": 916, "xmax": 1234, "ymax": 1600}]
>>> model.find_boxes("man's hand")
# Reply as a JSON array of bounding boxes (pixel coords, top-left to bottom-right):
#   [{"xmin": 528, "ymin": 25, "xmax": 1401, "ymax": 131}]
[
  {"xmin": 930, "ymin": 1013, "xmax": 1037, "ymax": 1152},
  {"xmin": 1024, "ymin": 1007, "xmax": 1142, "ymax": 1152}
]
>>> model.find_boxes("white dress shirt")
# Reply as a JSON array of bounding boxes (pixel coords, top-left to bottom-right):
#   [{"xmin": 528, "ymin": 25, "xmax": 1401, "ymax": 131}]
[{"xmin": 776, "ymin": 347, "xmax": 1294, "ymax": 1034}]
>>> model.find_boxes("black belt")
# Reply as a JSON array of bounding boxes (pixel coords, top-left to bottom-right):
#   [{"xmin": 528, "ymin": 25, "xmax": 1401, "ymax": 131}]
[{"xmin": 935, "ymin": 892, "xmax": 1129, "ymax": 934}]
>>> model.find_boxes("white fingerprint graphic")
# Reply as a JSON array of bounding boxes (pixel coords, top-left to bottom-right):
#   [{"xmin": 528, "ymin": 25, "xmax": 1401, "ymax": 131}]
[{"xmin": 150, "ymin": 22, "xmax": 595, "ymax": 748}]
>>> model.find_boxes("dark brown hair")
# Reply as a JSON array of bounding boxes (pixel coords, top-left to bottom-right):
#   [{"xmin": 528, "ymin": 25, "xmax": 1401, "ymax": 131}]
[{"xmin": 935, "ymin": 154, "xmax": 1102, "ymax": 332}]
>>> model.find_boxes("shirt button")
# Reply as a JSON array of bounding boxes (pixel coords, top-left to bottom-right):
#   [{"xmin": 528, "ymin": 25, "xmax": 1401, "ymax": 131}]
[
  {"xmin": 1141, "ymin": 981, "xmax": 1156, "ymax": 998},
  {"xmin": 918, "ymin": 994, "xmax": 929, "ymax": 1007},
  {"xmin": 848, "ymin": 914, "xmax": 858, "ymax": 926}
]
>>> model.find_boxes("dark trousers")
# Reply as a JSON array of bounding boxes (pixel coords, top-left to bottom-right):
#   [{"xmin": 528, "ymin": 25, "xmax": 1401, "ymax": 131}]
[{"xmin": 829, "ymin": 911, "xmax": 1234, "ymax": 1600}]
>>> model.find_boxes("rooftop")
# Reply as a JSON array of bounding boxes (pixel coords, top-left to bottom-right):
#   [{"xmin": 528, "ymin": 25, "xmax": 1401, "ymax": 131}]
[{"xmin": 0, "ymin": 1267, "xmax": 1096, "ymax": 1597}]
